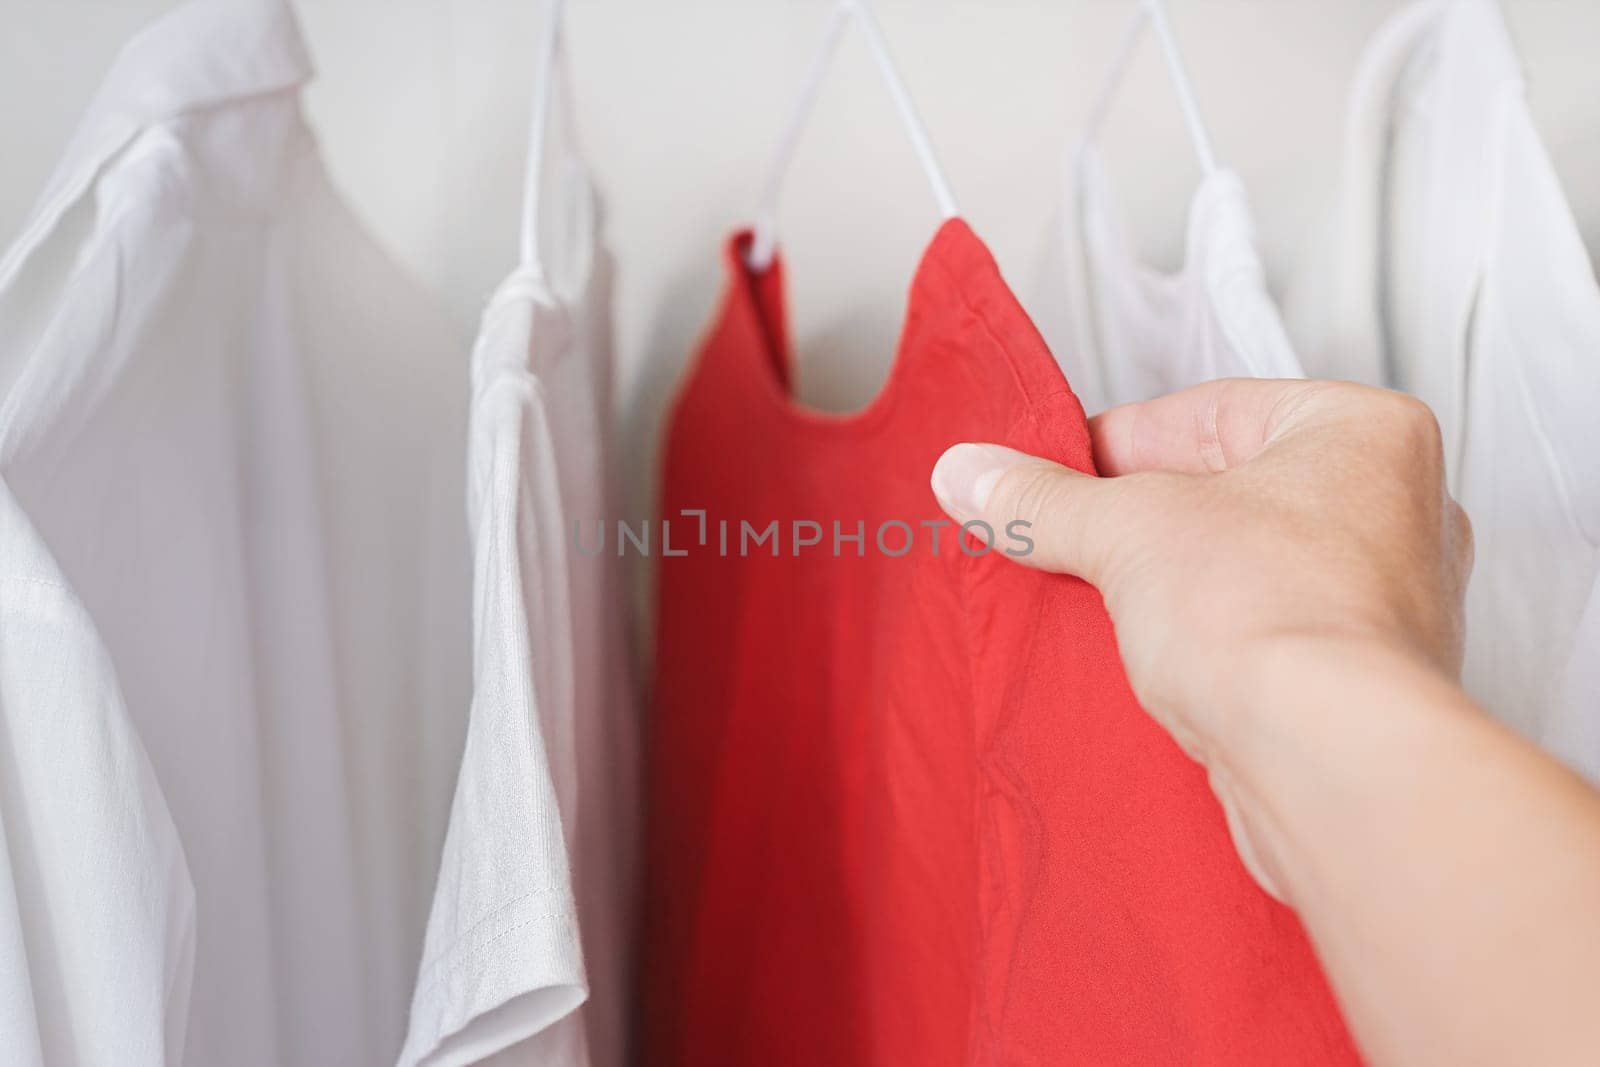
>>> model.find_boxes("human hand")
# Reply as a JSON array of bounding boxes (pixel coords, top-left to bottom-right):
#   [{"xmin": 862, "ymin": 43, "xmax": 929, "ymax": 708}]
[{"xmin": 931, "ymin": 378, "xmax": 1473, "ymax": 791}]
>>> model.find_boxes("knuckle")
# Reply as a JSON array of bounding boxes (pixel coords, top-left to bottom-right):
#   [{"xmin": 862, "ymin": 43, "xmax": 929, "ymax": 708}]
[
  {"xmin": 991, "ymin": 464, "xmax": 1106, "ymax": 574},
  {"xmin": 1291, "ymin": 378, "xmax": 1359, "ymax": 413},
  {"xmin": 1382, "ymin": 392, "xmax": 1446, "ymax": 453},
  {"xmin": 1295, "ymin": 379, "xmax": 1368, "ymax": 414},
  {"xmin": 1353, "ymin": 391, "xmax": 1450, "ymax": 489},
  {"xmin": 1263, "ymin": 380, "xmax": 1337, "ymax": 431},
  {"xmin": 1087, "ymin": 474, "xmax": 1170, "ymax": 573},
  {"xmin": 1000, "ymin": 466, "xmax": 1070, "ymax": 526}
]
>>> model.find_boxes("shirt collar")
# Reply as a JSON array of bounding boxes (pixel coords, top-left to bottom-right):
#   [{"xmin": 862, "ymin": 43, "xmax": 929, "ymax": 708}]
[{"xmin": 26, "ymin": 0, "xmax": 311, "ymax": 233}]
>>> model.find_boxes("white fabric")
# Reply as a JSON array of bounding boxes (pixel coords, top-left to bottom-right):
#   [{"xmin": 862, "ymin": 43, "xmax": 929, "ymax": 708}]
[
  {"xmin": 1553, "ymin": 586, "xmax": 1600, "ymax": 776},
  {"xmin": 0, "ymin": 488, "xmax": 195, "ymax": 1067},
  {"xmin": 1031, "ymin": 145, "xmax": 1301, "ymax": 416},
  {"xmin": 399, "ymin": 122, "xmax": 638, "ymax": 1067},
  {"xmin": 1286, "ymin": 0, "xmax": 1600, "ymax": 779},
  {"xmin": 0, "ymin": 0, "xmax": 473, "ymax": 1062}
]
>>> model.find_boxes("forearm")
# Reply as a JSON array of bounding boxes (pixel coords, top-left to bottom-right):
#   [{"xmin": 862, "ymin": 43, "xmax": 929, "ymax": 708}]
[{"xmin": 1217, "ymin": 637, "xmax": 1600, "ymax": 1066}]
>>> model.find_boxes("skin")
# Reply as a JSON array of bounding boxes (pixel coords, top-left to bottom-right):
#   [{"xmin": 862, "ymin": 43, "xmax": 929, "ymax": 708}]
[{"xmin": 930, "ymin": 378, "xmax": 1600, "ymax": 1067}]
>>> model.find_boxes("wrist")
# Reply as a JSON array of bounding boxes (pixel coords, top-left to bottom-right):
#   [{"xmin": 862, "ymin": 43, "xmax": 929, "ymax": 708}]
[
  {"xmin": 1213, "ymin": 628, "xmax": 1460, "ymax": 753},
  {"xmin": 1196, "ymin": 631, "xmax": 1478, "ymax": 903}
]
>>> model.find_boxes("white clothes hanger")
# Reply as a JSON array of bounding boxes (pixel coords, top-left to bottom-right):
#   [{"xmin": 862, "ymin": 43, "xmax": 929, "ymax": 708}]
[
  {"xmin": 747, "ymin": 0, "xmax": 959, "ymax": 272},
  {"xmin": 1083, "ymin": 0, "xmax": 1218, "ymax": 175},
  {"xmin": 519, "ymin": 0, "xmax": 582, "ymax": 272}
]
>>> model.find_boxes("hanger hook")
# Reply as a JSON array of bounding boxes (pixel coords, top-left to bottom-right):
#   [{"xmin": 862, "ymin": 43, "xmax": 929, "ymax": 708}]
[{"xmin": 748, "ymin": 0, "xmax": 959, "ymax": 273}]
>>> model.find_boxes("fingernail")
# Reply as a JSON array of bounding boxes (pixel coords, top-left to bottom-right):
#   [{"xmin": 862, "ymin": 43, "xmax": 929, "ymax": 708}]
[{"xmin": 931, "ymin": 444, "xmax": 1024, "ymax": 521}]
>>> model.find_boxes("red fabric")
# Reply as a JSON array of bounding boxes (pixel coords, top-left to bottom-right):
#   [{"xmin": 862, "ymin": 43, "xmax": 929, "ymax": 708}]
[{"xmin": 642, "ymin": 220, "xmax": 1362, "ymax": 1066}]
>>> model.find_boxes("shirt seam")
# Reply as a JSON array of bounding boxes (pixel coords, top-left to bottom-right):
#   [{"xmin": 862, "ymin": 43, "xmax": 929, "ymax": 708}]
[
  {"xmin": 959, "ymin": 394, "xmax": 1078, "ymax": 1065},
  {"xmin": 412, "ymin": 884, "xmax": 576, "ymax": 996},
  {"xmin": 925, "ymin": 255, "xmax": 1056, "ymax": 409}
]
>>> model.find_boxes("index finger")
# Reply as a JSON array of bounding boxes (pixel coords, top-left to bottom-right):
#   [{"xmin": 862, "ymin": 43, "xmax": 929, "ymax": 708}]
[{"xmin": 1087, "ymin": 378, "xmax": 1335, "ymax": 477}]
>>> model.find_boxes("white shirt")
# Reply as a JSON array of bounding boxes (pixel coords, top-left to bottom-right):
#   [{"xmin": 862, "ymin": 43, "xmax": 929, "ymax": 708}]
[
  {"xmin": 0, "ymin": 487, "xmax": 195, "ymax": 1067},
  {"xmin": 1287, "ymin": 0, "xmax": 1600, "ymax": 779},
  {"xmin": 1030, "ymin": 144, "xmax": 1302, "ymax": 416},
  {"xmin": 0, "ymin": 0, "xmax": 473, "ymax": 1061},
  {"xmin": 398, "ymin": 115, "xmax": 638, "ymax": 1067}
]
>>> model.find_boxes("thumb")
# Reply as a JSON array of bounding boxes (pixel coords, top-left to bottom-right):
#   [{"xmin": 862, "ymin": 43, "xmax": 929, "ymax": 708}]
[{"xmin": 930, "ymin": 443, "xmax": 1127, "ymax": 581}]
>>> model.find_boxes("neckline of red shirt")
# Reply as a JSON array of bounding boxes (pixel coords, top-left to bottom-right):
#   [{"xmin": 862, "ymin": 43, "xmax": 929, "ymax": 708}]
[{"xmin": 718, "ymin": 216, "xmax": 996, "ymax": 442}]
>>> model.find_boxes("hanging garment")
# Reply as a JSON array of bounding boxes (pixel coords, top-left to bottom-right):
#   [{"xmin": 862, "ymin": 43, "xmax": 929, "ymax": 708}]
[
  {"xmin": 0, "ymin": 498, "xmax": 195, "ymax": 1066},
  {"xmin": 641, "ymin": 219, "xmax": 1362, "ymax": 1066},
  {"xmin": 1286, "ymin": 0, "xmax": 1600, "ymax": 779},
  {"xmin": 1029, "ymin": 3, "xmax": 1300, "ymax": 415},
  {"xmin": 1031, "ymin": 155, "xmax": 1302, "ymax": 415},
  {"xmin": 400, "ymin": 15, "xmax": 639, "ymax": 1064},
  {"xmin": 1554, "ymin": 588, "xmax": 1600, "ymax": 773},
  {"xmin": 0, "ymin": 1, "xmax": 473, "ymax": 1062}
]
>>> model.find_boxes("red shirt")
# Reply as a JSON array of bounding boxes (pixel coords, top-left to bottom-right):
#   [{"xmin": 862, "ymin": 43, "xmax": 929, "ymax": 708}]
[{"xmin": 643, "ymin": 220, "xmax": 1361, "ymax": 1065}]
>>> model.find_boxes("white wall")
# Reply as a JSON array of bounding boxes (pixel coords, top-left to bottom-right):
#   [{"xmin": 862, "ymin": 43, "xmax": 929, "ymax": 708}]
[{"xmin": 4, "ymin": 0, "xmax": 1598, "ymax": 514}]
